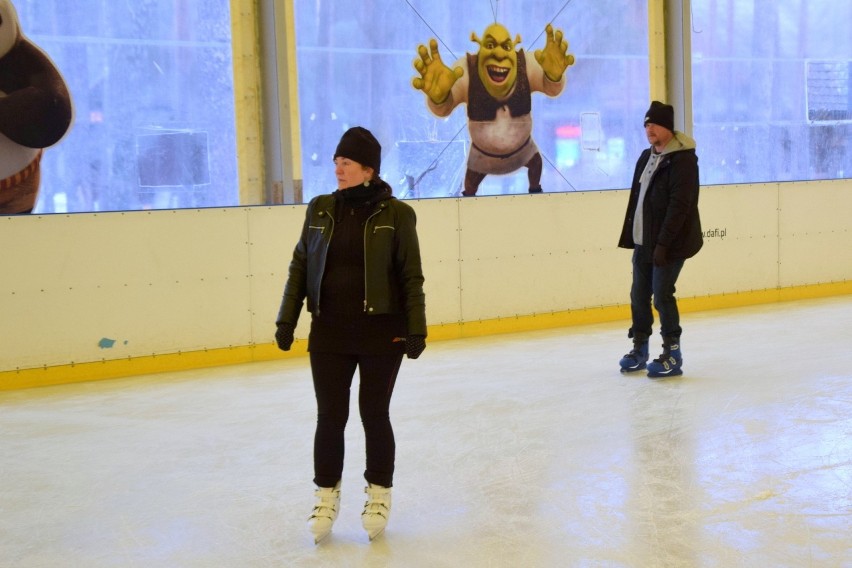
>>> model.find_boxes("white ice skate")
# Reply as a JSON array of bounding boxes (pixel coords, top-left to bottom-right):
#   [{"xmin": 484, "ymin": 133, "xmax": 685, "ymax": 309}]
[
  {"xmin": 361, "ymin": 483, "xmax": 392, "ymax": 541},
  {"xmin": 307, "ymin": 482, "xmax": 341, "ymax": 544}
]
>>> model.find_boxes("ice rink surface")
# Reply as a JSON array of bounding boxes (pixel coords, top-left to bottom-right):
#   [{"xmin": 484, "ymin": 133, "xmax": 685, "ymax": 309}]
[{"xmin": 2, "ymin": 296, "xmax": 851, "ymax": 567}]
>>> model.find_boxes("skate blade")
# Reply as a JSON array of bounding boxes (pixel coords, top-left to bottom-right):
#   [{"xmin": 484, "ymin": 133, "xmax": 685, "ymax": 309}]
[
  {"xmin": 367, "ymin": 528, "xmax": 385, "ymax": 541},
  {"xmin": 311, "ymin": 528, "xmax": 332, "ymax": 544},
  {"xmin": 620, "ymin": 363, "xmax": 647, "ymax": 373},
  {"xmin": 647, "ymin": 368, "xmax": 683, "ymax": 378}
]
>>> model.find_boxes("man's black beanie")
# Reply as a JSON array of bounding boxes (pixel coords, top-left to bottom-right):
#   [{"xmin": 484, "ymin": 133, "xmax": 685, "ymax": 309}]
[{"xmin": 644, "ymin": 101, "xmax": 675, "ymax": 132}]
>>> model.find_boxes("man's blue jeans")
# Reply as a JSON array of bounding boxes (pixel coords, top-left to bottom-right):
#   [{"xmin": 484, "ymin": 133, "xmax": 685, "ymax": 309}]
[{"xmin": 629, "ymin": 245, "xmax": 685, "ymax": 340}]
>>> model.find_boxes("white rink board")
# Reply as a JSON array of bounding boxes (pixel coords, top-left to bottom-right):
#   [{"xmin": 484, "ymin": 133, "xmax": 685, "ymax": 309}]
[{"xmin": 1, "ymin": 178, "xmax": 850, "ymax": 370}]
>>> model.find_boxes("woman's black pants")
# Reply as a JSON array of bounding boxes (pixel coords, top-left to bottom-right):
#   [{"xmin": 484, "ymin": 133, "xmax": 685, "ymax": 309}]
[{"xmin": 309, "ymin": 351, "xmax": 403, "ymax": 488}]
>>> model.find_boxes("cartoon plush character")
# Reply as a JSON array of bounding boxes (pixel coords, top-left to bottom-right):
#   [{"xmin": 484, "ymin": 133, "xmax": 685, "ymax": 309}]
[
  {"xmin": 413, "ymin": 23, "xmax": 573, "ymax": 196},
  {"xmin": 0, "ymin": 0, "xmax": 72, "ymax": 214}
]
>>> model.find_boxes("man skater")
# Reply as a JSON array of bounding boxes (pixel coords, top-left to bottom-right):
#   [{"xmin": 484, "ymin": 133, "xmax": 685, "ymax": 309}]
[{"xmin": 617, "ymin": 101, "xmax": 703, "ymax": 377}]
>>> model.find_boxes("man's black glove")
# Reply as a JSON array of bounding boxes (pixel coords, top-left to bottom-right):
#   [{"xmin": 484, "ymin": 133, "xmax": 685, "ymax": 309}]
[
  {"xmin": 653, "ymin": 244, "xmax": 668, "ymax": 267},
  {"xmin": 275, "ymin": 322, "xmax": 295, "ymax": 351},
  {"xmin": 405, "ymin": 335, "xmax": 426, "ymax": 359}
]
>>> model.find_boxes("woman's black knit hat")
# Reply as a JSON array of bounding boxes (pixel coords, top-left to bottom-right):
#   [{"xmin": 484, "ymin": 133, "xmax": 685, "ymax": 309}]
[{"xmin": 334, "ymin": 126, "xmax": 382, "ymax": 173}]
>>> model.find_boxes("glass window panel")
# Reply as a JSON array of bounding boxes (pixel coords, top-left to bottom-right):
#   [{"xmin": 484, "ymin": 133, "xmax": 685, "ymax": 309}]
[
  {"xmin": 294, "ymin": 0, "xmax": 649, "ymax": 200},
  {"xmin": 692, "ymin": 0, "xmax": 852, "ymax": 184},
  {"xmin": 14, "ymin": 0, "xmax": 237, "ymax": 213}
]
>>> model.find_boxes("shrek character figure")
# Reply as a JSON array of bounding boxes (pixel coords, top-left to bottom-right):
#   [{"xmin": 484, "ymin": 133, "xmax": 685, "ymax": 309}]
[{"xmin": 413, "ymin": 23, "xmax": 573, "ymax": 196}]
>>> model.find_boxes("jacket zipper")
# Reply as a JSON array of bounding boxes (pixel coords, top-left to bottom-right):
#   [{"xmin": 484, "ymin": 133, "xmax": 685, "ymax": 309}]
[
  {"xmin": 315, "ymin": 207, "xmax": 335, "ymax": 315},
  {"xmin": 362, "ymin": 208, "xmax": 383, "ymax": 312}
]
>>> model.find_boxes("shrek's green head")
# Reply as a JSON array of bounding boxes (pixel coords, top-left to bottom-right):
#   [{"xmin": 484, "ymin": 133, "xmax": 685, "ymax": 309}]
[{"xmin": 471, "ymin": 23, "xmax": 521, "ymax": 99}]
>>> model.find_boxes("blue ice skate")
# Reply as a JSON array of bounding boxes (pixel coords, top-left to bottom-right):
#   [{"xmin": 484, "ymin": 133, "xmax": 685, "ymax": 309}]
[
  {"xmin": 647, "ymin": 339, "xmax": 683, "ymax": 378},
  {"xmin": 619, "ymin": 341, "xmax": 649, "ymax": 372}
]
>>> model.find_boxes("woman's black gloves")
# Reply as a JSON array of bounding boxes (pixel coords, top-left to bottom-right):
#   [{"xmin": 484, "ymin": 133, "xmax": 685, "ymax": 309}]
[
  {"xmin": 405, "ymin": 335, "xmax": 426, "ymax": 359},
  {"xmin": 275, "ymin": 322, "xmax": 295, "ymax": 351}
]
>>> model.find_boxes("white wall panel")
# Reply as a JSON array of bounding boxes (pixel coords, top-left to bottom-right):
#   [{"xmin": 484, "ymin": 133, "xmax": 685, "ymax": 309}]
[
  {"xmin": 1, "ymin": 209, "xmax": 254, "ymax": 369},
  {"xmin": 457, "ymin": 191, "xmax": 631, "ymax": 321},
  {"xmin": 568, "ymin": 247, "xmax": 633, "ymax": 306},
  {"xmin": 411, "ymin": 198, "xmax": 463, "ymax": 326},
  {"xmin": 779, "ymin": 180, "xmax": 852, "ymax": 286},
  {"xmin": 680, "ymin": 184, "xmax": 781, "ymax": 296},
  {"xmin": 460, "ymin": 253, "xmax": 611, "ymax": 321},
  {"xmin": 245, "ymin": 205, "xmax": 308, "ymax": 340},
  {"xmin": 457, "ymin": 192, "xmax": 623, "ymax": 259}
]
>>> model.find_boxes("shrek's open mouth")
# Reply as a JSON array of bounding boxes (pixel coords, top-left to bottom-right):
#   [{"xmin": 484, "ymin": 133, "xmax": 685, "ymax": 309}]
[{"xmin": 487, "ymin": 65, "xmax": 509, "ymax": 83}]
